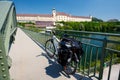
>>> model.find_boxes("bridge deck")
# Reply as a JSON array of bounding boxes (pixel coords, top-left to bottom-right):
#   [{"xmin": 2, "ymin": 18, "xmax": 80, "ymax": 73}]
[{"xmin": 9, "ymin": 28, "xmax": 92, "ymax": 80}]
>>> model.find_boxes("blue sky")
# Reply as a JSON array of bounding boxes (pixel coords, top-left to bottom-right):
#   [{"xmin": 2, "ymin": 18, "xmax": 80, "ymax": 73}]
[{"xmin": 13, "ymin": 0, "xmax": 120, "ymax": 21}]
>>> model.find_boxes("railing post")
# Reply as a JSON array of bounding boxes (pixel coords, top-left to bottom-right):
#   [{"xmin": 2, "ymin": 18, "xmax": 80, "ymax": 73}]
[
  {"xmin": 99, "ymin": 37, "xmax": 107, "ymax": 80},
  {"xmin": 118, "ymin": 70, "xmax": 120, "ymax": 80}
]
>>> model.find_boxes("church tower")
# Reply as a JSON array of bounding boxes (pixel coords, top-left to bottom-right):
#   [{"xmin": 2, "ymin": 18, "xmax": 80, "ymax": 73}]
[
  {"xmin": 52, "ymin": 8, "xmax": 56, "ymax": 25},
  {"xmin": 52, "ymin": 8, "xmax": 56, "ymax": 17}
]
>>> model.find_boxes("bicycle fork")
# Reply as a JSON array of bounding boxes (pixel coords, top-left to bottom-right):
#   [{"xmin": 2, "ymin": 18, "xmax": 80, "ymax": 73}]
[{"xmin": 67, "ymin": 51, "xmax": 79, "ymax": 63}]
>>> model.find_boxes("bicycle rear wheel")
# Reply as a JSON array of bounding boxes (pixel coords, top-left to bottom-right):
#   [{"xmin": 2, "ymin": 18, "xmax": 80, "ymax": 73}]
[
  {"xmin": 64, "ymin": 60, "xmax": 77, "ymax": 75},
  {"xmin": 45, "ymin": 39, "xmax": 55, "ymax": 58}
]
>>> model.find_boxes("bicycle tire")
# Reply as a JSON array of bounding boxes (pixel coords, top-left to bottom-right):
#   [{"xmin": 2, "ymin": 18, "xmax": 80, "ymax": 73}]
[
  {"xmin": 45, "ymin": 39, "xmax": 55, "ymax": 58},
  {"xmin": 64, "ymin": 60, "xmax": 77, "ymax": 75}
]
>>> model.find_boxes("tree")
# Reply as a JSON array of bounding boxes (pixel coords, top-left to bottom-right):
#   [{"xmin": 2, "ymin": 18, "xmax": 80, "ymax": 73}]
[
  {"xmin": 107, "ymin": 19, "xmax": 119, "ymax": 22},
  {"xmin": 79, "ymin": 23, "xmax": 85, "ymax": 31},
  {"xmin": 92, "ymin": 17, "xmax": 103, "ymax": 22}
]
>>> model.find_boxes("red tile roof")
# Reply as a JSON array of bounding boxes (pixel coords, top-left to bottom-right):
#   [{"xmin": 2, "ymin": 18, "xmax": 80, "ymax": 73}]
[
  {"xmin": 17, "ymin": 14, "xmax": 52, "ymax": 17},
  {"xmin": 71, "ymin": 15, "xmax": 90, "ymax": 19},
  {"xmin": 17, "ymin": 12, "xmax": 91, "ymax": 19},
  {"xmin": 56, "ymin": 12, "xmax": 70, "ymax": 16},
  {"xmin": 56, "ymin": 12, "xmax": 90, "ymax": 19}
]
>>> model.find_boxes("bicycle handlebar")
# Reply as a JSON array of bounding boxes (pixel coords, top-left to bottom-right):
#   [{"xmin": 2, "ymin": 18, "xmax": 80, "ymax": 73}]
[{"xmin": 52, "ymin": 30, "xmax": 56, "ymax": 35}]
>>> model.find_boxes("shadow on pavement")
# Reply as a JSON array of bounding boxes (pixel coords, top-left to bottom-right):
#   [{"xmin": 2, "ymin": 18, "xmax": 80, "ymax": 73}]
[
  {"xmin": 37, "ymin": 52, "xmax": 62, "ymax": 78},
  {"xmin": 45, "ymin": 60, "xmax": 62, "ymax": 78},
  {"xmin": 73, "ymin": 73, "xmax": 93, "ymax": 80},
  {"xmin": 36, "ymin": 53, "xmax": 92, "ymax": 80},
  {"xmin": 73, "ymin": 73, "xmax": 84, "ymax": 80}
]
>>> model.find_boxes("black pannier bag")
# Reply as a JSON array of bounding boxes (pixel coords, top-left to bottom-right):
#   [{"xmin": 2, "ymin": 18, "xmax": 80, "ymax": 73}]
[{"xmin": 58, "ymin": 38, "xmax": 83, "ymax": 66}]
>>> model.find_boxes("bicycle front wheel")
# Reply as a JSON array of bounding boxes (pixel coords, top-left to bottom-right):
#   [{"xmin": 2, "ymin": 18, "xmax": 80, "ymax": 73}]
[{"xmin": 45, "ymin": 39, "xmax": 55, "ymax": 58}]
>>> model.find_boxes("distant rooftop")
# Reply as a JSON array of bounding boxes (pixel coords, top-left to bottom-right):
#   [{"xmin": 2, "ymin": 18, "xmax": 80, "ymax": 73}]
[
  {"xmin": 17, "ymin": 14, "xmax": 53, "ymax": 17},
  {"xmin": 56, "ymin": 12, "xmax": 90, "ymax": 19},
  {"xmin": 17, "ymin": 9, "xmax": 91, "ymax": 19}
]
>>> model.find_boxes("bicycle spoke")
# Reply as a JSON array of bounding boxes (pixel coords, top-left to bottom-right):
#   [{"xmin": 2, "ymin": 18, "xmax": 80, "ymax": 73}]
[
  {"xmin": 45, "ymin": 39, "xmax": 55, "ymax": 58},
  {"xmin": 65, "ymin": 60, "xmax": 77, "ymax": 74}
]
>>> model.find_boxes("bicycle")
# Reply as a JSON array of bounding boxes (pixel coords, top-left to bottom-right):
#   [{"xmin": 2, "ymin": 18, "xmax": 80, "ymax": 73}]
[
  {"xmin": 45, "ymin": 30, "xmax": 60, "ymax": 58},
  {"xmin": 45, "ymin": 30, "xmax": 81, "ymax": 75}
]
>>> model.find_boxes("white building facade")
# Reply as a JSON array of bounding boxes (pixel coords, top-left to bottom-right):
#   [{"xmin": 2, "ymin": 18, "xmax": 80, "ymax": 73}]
[{"xmin": 17, "ymin": 9, "xmax": 92, "ymax": 27}]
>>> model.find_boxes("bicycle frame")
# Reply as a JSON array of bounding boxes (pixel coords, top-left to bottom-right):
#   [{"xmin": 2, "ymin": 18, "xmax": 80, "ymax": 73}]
[
  {"xmin": 46, "ymin": 30, "xmax": 60, "ymax": 55},
  {"xmin": 52, "ymin": 35, "xmax": 60, "ymax": 55}
]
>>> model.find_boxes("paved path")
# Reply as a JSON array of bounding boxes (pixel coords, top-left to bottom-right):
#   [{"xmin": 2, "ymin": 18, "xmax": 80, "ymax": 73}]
[
  {"xmin": 102, "ymin": 64, "xmax": 120, "ymax": 80},
  {"xmin": 9, "ymin": 28, "xmax": 86, "ymax": 80},
  {"xmin": 9, "ymin": 28, "xmax": 119, "ymax": 80}
]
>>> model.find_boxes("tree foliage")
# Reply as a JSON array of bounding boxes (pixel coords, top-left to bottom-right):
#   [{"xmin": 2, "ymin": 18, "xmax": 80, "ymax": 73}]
[
  {"xmin": 18, "ymin": 22, "xmax": 42, "ymax": 32},
  {"xmin": 92, "ymin": 17, "xmax": 103, "ymax": 22},
  {"xmin": 56, "ymin": 21, "xmax": 120, "ymax": 33},
  {"xmin": 107, "ymin": 19, "xmax": 119, "ymax": 22}
]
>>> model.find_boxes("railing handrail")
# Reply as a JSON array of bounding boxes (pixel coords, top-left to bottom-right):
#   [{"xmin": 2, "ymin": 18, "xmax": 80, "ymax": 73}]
[{"xmin": 55, "ymin": 29, "xmax": 120, "ymax": 37}]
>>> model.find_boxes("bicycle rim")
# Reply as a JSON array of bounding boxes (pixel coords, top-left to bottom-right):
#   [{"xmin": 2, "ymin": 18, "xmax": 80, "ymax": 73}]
[
  {"xmin": 45, "ymin": 39, "xmax": 55, "ymax": 58},
  {"xmin": 64, "ymin": 60, "xmax": 77, "ymax": 75}
]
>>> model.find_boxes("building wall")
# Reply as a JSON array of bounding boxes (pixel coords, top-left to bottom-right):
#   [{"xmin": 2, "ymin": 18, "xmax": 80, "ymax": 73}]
[
  {"xmin": 16, "ymin": 9, "xmax": 92, "ymax": 27},
  {"xmin": 17, "ymin": 16, "xmax": 54, "ymax": 22},
  {"xmin": 55, "ymin": 15, "xmax": 91, "ymax": 22},
  {"xmin": 17, "ymin": 9, "xmax": 92, "ymax": 22}
]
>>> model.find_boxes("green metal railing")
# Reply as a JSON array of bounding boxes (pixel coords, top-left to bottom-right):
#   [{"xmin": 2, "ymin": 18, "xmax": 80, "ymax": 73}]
[
  {"xmin": 55, "ymin": 30, "xmax": 120, "ymax": 80},
  {"xmin": 22, "ymin": 28, "xmax": 120, "ymax": 80}
]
